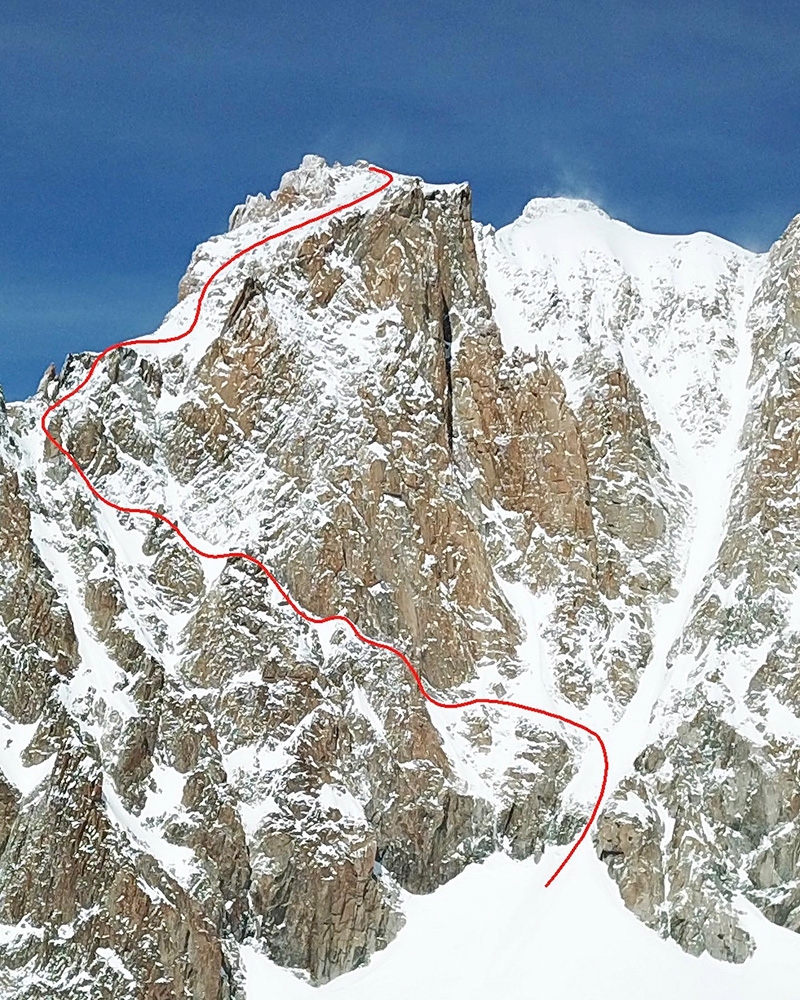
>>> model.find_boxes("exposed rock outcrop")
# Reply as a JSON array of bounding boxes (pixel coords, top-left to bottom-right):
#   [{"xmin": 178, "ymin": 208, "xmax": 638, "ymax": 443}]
[{"xmin": 0, "ymin": 156, "xmax": 798, "ymax": 995}]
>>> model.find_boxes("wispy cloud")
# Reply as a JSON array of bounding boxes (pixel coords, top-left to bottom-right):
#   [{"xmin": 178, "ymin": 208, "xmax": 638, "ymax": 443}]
[{"xmin": 535, "ymin": 142, "xmax": 620, "ymax": 217}]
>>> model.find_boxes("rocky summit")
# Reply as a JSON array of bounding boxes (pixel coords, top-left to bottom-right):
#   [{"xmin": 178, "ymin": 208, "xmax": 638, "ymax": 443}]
[{"xmin": 1, "ymin": 154, "xmax": 800, "ymax": 998}]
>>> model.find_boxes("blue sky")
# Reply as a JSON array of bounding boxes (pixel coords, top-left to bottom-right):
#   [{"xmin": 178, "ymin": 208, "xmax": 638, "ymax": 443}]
[{"xmin": 2, "ymin": 0, "xmax": 799, "ymax": 400}]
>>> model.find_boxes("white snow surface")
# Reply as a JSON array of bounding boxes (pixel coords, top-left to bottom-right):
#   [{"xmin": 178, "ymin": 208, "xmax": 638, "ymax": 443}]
[
  {"xmin": 479, "ymin": 196, "xmax": 762, "ymax": 467},
  {"xmin": 0, "ymin": 718, "xmax": 54, "ymax": 796},
  {"xmin": 241, "ymin": 849, "xmax": 800, "ymax": 1000}
]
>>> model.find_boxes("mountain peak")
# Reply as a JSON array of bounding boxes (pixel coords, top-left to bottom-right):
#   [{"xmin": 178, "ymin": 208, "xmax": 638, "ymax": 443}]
[
  {"xmin": 520, "ymin": 196, "xmax": 610, "ymax": 222},
  {"xmin": 228, "ymin": 153, "xmax": 355, "ymax": 231},
  {"xmin": 5, "ymin": 155, "xmax": 800, "ymax": 998}
]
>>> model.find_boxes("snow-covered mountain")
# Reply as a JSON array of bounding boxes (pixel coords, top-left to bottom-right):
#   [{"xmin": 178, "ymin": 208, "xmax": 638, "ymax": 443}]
[{"xmin": 1, "ymin": 154, "xmax": 800, "ymax": 998}]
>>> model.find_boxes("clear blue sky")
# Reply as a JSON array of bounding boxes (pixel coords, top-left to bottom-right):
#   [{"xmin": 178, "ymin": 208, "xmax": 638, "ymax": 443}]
[{"xmin": 2, "ymin": 0, "xmax": 799, "ymax": 400}]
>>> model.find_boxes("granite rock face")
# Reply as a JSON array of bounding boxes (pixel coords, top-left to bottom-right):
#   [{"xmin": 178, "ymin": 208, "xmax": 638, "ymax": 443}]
[{"xmin": 0, "ymin": 156, "xmax": 799, "ymax": 994}]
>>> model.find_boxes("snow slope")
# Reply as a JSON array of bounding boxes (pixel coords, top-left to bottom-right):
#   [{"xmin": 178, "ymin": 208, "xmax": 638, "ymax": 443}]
[{"xmin": 241, "ymin": 849, "xmax": 800, "ymax": 1000}]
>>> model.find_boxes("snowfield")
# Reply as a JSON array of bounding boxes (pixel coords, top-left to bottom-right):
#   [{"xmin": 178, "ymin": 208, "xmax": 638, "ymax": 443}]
[{"xmin": 241, "ymin": 848, "xmax": 800, "ymax": 999}]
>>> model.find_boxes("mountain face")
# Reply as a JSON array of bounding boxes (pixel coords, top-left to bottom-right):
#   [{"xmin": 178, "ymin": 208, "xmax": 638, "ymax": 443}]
[{"xmin": 1, "ymin": 154, "xmax": 799, "ymax": 997}]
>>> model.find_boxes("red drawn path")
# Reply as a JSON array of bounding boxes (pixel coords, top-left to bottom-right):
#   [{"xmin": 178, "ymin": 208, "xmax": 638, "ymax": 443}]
[{"xmin": 41, "ymin": 164, "xmax": 609, "ymax": 886}]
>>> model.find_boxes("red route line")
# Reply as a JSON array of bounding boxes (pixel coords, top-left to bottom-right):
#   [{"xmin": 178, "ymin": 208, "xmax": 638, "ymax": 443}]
[{"xmin": 41, "ymin": 164, "xmax": 609, "ymax": 887}]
